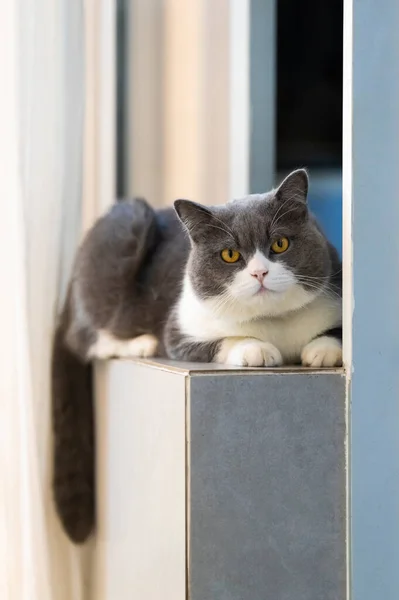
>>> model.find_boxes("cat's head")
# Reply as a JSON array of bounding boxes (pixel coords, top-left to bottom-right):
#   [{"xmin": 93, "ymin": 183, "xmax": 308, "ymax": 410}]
[{"xmin": 174, "ymin": 169, "xmax": 335, "ymax": 320}]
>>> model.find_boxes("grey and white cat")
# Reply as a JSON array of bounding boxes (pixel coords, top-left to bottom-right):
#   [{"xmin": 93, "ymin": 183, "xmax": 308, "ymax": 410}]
[{"xmin": 52, "ymin": 169, "xmax": 342, "ymax": 543}]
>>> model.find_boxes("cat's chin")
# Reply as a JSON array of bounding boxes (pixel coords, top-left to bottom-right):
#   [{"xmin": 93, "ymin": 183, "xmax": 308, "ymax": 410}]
[
  {"xmin": 230, "ymin": 283, "xmax": 317, "ymax": 320},
  {"xmin": 231, "ymin": 283, "xmax": 280, "ymax": 303},
  {"xmin": 232, "ymin": 284, "xmax": 286, "ymax": 303}
]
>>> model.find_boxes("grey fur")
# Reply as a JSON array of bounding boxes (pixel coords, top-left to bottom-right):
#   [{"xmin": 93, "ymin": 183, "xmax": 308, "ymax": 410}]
[
  {"xmin": 66, "ymin": 198, "xmax": 188, "ymax": 354},
  {"xmin": 52, "ymin": 169, "xmax": 342, "ymax": 543}
]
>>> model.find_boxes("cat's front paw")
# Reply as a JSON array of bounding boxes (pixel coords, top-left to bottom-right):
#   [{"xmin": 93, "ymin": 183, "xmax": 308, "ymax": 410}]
[
  {"xmin": 224, "ymin": 339, "xmax": 283, "ymax": 368},
  {"xmin": 301, "ymin": 336, "xmax": 342, "ymax": 367}
]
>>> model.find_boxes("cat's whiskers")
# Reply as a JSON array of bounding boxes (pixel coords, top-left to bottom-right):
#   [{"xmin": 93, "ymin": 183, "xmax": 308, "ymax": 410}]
[
  {"xmin": 186, "ymin": 219, "xmax": 236, "ymax": 243},
  {"xmin": 269, "ymin": 193, "xmax": 304, "ymax": 231},
  {"xmin": 262, "ymin": 273, "xmax": 340, "ymax": 305},
  {"xmin": 229, "ymin": 280, "xmax": 258, "ymax": 296},
  {"xmin": 204, "ymin": 223, "xmax": 236, "ymax": 241},
  {"xmin": 211, "ymin": 291, "xmax": 239, "ymax": 317},
  {"xmin": 209, "ymin": 213, "xmax": 236, "ymax": 238},
  {"xmin": 295, "ymin": 277, "xmax": 341, "ymax": 302},
  {"xmin": 271, "ymin": 206, "xmax": 303, "ymax": 230},
  {"xmin": 295, "ymin": 273, "xmax": 341, "ymax": 288},
  {"xmin": 294, "ymin": 270, "xmax": 342, "ymax": 281},
  {"xmin": 268, "ymin": 196, "xmax": 294, "ymax": 230}
]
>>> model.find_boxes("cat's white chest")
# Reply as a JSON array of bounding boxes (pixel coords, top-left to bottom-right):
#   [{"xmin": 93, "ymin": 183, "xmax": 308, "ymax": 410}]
[{"xmin": 178, "ymin": 280, "xmax": 341, "ymax": 362}]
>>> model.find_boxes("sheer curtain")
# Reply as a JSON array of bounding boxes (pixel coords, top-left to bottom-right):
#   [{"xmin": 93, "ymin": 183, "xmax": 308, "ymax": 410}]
[{"xmin": 1, "ymin": 1, "xmax": 114, "ymax": 598}]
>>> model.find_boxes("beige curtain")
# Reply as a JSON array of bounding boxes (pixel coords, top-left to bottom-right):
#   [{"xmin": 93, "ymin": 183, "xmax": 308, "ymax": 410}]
[{"xmin": 1, "ymin": 0, "xmax": 114, "ymax": 598}]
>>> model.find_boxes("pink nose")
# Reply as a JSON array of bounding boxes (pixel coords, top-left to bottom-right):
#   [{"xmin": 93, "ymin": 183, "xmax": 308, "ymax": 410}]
[{"xmin": 250, "ymin": 269, "xmax": 268, "ymax": 282}]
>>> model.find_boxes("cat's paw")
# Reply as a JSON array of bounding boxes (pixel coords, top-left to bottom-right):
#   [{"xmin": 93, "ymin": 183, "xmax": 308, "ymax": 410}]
[
  {"xmin": 224, "ymin": 339, "xmax": 283, "ymax": 367},
  {"xmin": 119, "ymin": 334, "xmax": 159, "ymax": 358},
  {"xmin": 301, "ymin": 336, "xmax": 342, "ymax": 367},
  {"xmin": 89, "ymin": 331, "xmax": 159, "ymax": 359}
]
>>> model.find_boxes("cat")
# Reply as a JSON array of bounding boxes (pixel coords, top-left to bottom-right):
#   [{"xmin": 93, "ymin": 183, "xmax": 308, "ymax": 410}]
[{"xmin": 52, "ymin": 169, "xmax": 342, "ymax": 543}]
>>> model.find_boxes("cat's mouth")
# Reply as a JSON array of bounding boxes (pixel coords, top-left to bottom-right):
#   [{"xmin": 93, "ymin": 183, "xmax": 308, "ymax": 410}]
[
  {"xmin": 255, "ymin": 285, "xmax": 275, "ymax": 296},
  {"xmin": 255, "ymin": 287, "xmax": 268, "ymax": 295}
]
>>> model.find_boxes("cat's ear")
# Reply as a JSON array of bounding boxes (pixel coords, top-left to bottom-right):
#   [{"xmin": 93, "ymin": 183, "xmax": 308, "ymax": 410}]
[
  {"xmin": 174, "ymin": 199, "xmax": 213, "ymax": 242},
  {"xmin": 275, "ymin": 169, "xmax": 309, "ymax": 205}
]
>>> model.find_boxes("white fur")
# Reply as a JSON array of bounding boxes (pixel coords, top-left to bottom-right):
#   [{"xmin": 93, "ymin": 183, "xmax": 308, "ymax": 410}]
[
  {"xmin": 88, "ymin": 331, "xmax": 159, "ymax": 360},
  {"xmin": 246, "ymin": 251, "xmax": 270, "ymax": 278},
  {"xmin": 227, "ymin": 250, "xmax": 306, "ymax": 318},
  {"xmin": 178, "ymin": 259, "xmax": 341, "ymax": 364},
  {"xmin": 301, "ymin": 336, "xmax": 342, "ymax": 367},
  {"xmin": 216, "ymin": 337, "xmax": 283, "ymax": 367}
]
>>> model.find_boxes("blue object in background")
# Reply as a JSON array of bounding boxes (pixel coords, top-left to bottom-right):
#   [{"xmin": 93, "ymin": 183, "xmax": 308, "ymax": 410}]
[{"xmin": 307, "ymin": 170, "xmax": 342, "ymax": 258}]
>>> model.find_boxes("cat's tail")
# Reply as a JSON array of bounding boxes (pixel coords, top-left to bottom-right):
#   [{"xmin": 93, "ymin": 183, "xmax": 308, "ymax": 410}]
[{"xmin": 51, "ymin": 317, "xmax": 95, "ymax": 544}]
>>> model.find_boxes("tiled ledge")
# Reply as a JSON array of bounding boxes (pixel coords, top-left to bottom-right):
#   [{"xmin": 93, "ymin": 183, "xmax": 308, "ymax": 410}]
[{"xmin": 93, "ymin": 359, "xmax": 346, "ymax": 600}]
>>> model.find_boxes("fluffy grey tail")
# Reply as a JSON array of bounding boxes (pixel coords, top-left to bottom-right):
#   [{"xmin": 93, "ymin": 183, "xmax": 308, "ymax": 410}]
[{"xmin": 51, "ymin": 321, "xmax": 95, "ymax": 543}]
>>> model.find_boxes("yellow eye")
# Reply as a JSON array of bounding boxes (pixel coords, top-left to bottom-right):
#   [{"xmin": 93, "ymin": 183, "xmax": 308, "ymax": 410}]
[
  {"xmin": 221, "ymin": 248, "xmax": 241, "ymax": 263},
  {"xmin": 271, "ymin": 237, "xmax": 290, "ymax": 254}
]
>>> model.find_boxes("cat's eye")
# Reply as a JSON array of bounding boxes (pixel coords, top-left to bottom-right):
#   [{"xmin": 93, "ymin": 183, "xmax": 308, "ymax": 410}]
[
  {"xmin": 271, "ymin": 237, "xmax": 290, "ymax": 254},
  {"xmin": 221, "ymin": 248, "xmax": 241, "ymax": 263}
]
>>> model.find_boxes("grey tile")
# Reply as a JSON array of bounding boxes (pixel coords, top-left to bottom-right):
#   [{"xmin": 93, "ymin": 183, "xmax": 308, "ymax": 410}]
[{"xmin": 188, "ymin": 373, "xmax": 346, "ymax": 600}]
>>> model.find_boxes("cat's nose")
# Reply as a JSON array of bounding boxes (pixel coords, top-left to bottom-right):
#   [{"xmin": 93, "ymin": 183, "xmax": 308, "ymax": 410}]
[{"xmin": 250, "ymin": 269, "xmax": 268, "ymax": 282}]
